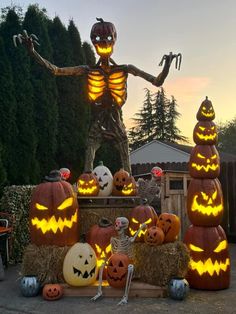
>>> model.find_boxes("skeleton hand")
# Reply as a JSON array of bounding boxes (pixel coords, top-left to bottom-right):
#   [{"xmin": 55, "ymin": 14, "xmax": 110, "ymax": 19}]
[
  {"xmin": 140, "ymin": 223, "xmax": 147, "ymax": 230},
  {"xmin": 13, "ymin": 29, "xmax": 40, "ymax": 52},
  {"xmin": 159, "ymin": 52, "xmax": 182, "ymax": 70}
]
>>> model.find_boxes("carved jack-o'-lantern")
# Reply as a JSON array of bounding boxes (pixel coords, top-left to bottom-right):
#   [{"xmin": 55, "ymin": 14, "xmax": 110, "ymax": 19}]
[
  {"xmin": 129, "ymin": 202, "xmax": 157, "ymax": 242},
  {"xmin": 107, "ymin": 253, "xmax": 130, "ymax": 288},
  {"xmin": 121, "ymin": 176, "xmax": 137, "ymax": 196},
  {"xmin": 157, "ymin": 213, "xmax": 180, "ymax": 243},
  {"xmin": 144, "ymin": 226, "xmax": 164, "ymax": 246},
  {"xmin": 30, "ymin": 171, "xmax": 79, "ymax": 246},
  {"xmin": 77, "ymin": 172, "xmax": 99, "ymax": 196},
  {"xmin": 112, "ymin": 168, "xmax": 129, "ymax": 196},
  {"xmin": 184, "ymin": 225, "xmax": 230, "ymax": 290},
  {"xmin": 86, "ymin": 218, "xmax": 116, "ymax": 267},
  {"xmin": 196, "ymin": 97, "xmax": 215, "ymax": 121},
  {"xmin": 187, "ymin": 178, "xmax": 224, "ymax": 226},
  {"xmin": 42, "ymin": 284, "xmax": 63, "ymax": 301},
  {"xmin": 90, "ymin": 18, "xmax": 117, "ymax": 58},
  {"xmin": 189, "ymin": 145, "xmax": 220, "ymax": 179},
  {"xmin": 193, "ymin": 121, "xmax": 218, "ymax": 145},
  {"xmin": 63, "ymin": 242, "xmax": 98, "ymax": 287},
  {"xmin": 93, "ymin": 161, "xmax": 113, "ymax": 196}
]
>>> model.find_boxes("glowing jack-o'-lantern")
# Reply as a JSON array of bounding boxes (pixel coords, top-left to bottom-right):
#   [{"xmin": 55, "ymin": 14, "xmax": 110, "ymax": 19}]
[
  {"xmin": 112, "ymin": 168, "xmax": 129, "ymax": 196},
  {"xmin": 30, "ymin": 170, "xmax": 79, "ymax": 246},
  {"xmin": 77, "ymin": 172, "xmax": 99, "ymax": 196},
  {"xmin": 63, "ymin": 242, "xmax": 98, "ymax": 287},
  {"xmin": 189, "ymin": 145, "xmax": 220, "ymax": 179},
  {"xmin": 90, "ymin": 18, "xmax": 117, "ymax": 58},
  {"xmin": 107, "ymin": 253, "xmax": 130, "ymax": 288},
  {"xmin": 86, "ymin": 218, "xmax": 116, "ymax": 268},
  {"xmin": 157, "ymin": 213, "xmax": 180, "ymax": 243},
  {"xmin": 129, "ymin": 202, "xmax": 158, "ymax": 242},
  {"xmin": 193, "ymin": 121, "xmax": 218, "ymax": 145},
  {"xmin": 187, "ymin": 178, "xmax": 224, "ymax": 226},
  {"xmin": 184, "ymin": 225, "xmax": 230, "ymax": 290},
  {"xmin": 144, "ymin": 226, "xmax": 164, "ymax": 246},
  {"xmin": 121, "ymin": 176, "xmax": 137, "ymax": 196},
  {"xmin": 93, "ymin": 161, "xmax": 113, "ymax": 196},
  {"xmin": 196, "ymin": 97, "xmax": 215, "ymax": 121}
]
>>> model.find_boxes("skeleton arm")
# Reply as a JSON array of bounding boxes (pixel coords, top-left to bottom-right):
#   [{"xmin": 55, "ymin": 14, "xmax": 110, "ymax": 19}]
[
  {"xmin": 127, "ymin": 52, "xmax": 182, "ymax": 87},
  {"xmin": 129, "ymin": 223, "xmax": 147, "ymax": 243}
]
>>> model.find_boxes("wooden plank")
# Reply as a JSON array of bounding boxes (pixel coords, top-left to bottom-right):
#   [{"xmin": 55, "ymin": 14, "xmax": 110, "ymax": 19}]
[{"xmin": 62, "ymin": 281, "xmax": 167, "ymax": 298}]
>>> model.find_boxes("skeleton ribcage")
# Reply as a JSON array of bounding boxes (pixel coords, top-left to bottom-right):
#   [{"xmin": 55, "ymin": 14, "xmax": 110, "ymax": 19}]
[
  {"xmin": 88, "ymin": 70, "xmax": 127, "ymax": 106},
  {"xmin": 111, "ymin": 236, "xmax": 133, "ymax": 259}
]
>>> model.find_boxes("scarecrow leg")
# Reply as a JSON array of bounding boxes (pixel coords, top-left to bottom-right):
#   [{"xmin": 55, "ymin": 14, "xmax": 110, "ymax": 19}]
[
  {"xmin": 91, "ymin": 261, "xmax": 106, "ymax": 301},
  {"xmin": 117, "ymin": 264, "xmax": 134, "ymax": 305}
]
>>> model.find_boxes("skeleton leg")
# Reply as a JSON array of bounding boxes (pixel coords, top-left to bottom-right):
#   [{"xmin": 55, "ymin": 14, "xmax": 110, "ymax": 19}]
[
  {"xmin": 84, "ymin": 129, "xmax": 102, "ymax": 172},
  {"xmin": 117, "ymin": 264, "xmax": 134, "ymax": 305},
  {"xmin": 91, "ymin": 261, "xmax": 106, "ymax": 301},
  {"xmin": 114, "ymin": 139, "xmax": 131, "ymax": 174}
]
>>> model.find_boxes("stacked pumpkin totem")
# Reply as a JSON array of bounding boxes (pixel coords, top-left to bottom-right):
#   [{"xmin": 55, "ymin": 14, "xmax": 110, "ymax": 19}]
[{"xmin": 184, "ymin": 97, "xmax": 230, "ymax": 290}]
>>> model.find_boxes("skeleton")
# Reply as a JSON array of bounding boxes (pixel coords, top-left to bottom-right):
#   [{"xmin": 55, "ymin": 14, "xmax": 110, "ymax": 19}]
[
  {"xmin": 91, "ymin": 217, "xmax": 146, "ymax": 305},
  {"xmin": 13, "ymin": 20, "xmax": 182, "ymax": 174}
]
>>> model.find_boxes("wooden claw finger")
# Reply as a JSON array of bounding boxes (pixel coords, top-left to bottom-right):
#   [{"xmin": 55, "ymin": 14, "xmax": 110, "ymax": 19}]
[
  {"xmin": 159, "ymin": 55, "xmax": 167, "ymax": 66},
  {"xmin": 176, "ymin": 53, "xmax": 182, "ymax": 70},
  {"xmin": 13, "ymin": 35, "xmax": 18, "ymax": 47},
  {"xmin": 33, "ymin": 39, "xmax": 40, "ymax": 46},
  {"xmin": 30, "ymin": 34, "xmax": 39, "ymax": 41},
  {"xmin": 23, "ymin": 29, "xmax": 28, "ymax": 37},
  {"xmin": 17, "ymin": 34, "xmax": 23, "ymax": 44}
]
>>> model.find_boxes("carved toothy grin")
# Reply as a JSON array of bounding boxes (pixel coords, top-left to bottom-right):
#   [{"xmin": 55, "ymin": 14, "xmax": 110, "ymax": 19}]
[
  {"xmin": 196, "ymin": 133, "xmax": 217, "ymax": 141},
  {"xmin": 73, "ymin": 266, "xmax": 96, "ymax": 278},
  {"xmin": 192, "ymin": 195, "xmax": 223, "ymax": 216},
  {"xmin": 78, "ymin": 186, "xmax": 98, "ymax": 195},
  {"xmin": 189, "ymin": 257, "xmax": 230, "ymax": 276},
  {"xmin": 107, "ymin": 272, "xmax": 127, "ymax": 281},
  {"xmin": 191, "ymin": 163, "xmax": 219, "ymax": 172}
]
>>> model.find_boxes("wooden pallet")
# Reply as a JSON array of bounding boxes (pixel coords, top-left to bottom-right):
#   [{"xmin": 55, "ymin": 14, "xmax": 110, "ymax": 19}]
[{"xmin": 62, "ymin": 280, "xmax": 167, "ymax": 298}]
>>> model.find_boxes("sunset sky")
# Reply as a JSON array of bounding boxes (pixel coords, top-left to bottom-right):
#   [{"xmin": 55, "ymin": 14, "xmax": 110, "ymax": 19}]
[{"xmin": 1, "ymin": 0, "xmax": 236, "ymax": 142}]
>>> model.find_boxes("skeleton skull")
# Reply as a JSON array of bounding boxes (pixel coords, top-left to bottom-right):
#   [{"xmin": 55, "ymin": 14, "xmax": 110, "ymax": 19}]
[{"xmin": 115, "ymin": 217, "xmax": 129, "ymax": 232}]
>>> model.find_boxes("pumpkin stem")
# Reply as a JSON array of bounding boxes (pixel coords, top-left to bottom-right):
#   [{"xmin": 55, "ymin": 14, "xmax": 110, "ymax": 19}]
[
  {"xmin": 99, "ymin": 217, "xmax": 113, "ymax": 228},
  {"xmin": 96, "ymin": 17, "xmax": 104, "ymax": 23},
  {"xmin": 141, "ymin": 198, "xmax": 148, "ymax": 205},
  {"xmin": 80, "ymin": 234, "xmax": 86, "ymax": 243},
  {"xmin": 98, "ymin": 161, "xmax": 104, "ymax": 166}
]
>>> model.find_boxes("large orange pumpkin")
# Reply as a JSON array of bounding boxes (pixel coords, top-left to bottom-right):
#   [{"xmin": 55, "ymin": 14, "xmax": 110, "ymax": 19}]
[
  {"xmin": 193, "ymin": 121, "xmax": 218, "ymax": 145},
  {"xmin": 77, "ymin": 172, "xmax": 99, "ymax": 196},
  {"xmin": 184, "ymin": 225, "xmax": 230, "ymax": 290},
  {"xmin": 157, "ymin": 213, "xmax": 180, "ymax": 243},
  {"xmin": 30, "ymin": 170, "xmax": 79, "ymax": 246},
  {"xmin": 187, "ymin": 178, "xmax": 223, "ymax": 226}
]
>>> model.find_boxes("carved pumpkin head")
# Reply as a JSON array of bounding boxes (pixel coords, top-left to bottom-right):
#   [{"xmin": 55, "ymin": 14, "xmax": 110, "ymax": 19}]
[
  {"xmin": 157, "ymin": 213, "xmax": 180, "ymax": 243},
  {"xmin": 121, "ymin": 176, "xmax": 137, "ymax": 196},
  {"xmin": 77, "ymin": 172, "xmax": 99, "ymax": 196},
  {"xmin": 184, "ymin": 225, "xmax": 230, "ymax": 290},
  {"xmin": 193, "ymin": 121, "xmax": 218, "ymax": 145},
  {"xmin": 107, "ymin": 253, "xmax": 130, "ymax": 288},
  {"xmin": 86, "ymin": 218, "xmax": 116, "ymax": 267},
  {"xmin": 93, "ymin": 161, "xmax": 113, "ymax": 196},
  {"xmin": 42, "ymin": 284, "xmax": 63, "ymax": 301},
  {"xmin": 129, "ymin": 202, "xmax": 158, "ymax": 242},
  {"xmin": 90, "ymin": 18, "xmax": 117, "ymax": 58},
  {"xmin": 189, "ymin": 145, "xmax": 220, "ymax": 179},
  {"xmin": 187, "ymin": 178, "xmax": 224, "ymax": 226},
  {"xmin": 63, "ymin": 242, "xmax": 98, "ymax": 286},
  {"xmin": 144, "ymin": 226, "xmax": 164, "ymax": 246},
  {"xmin": 30, "ymin": 170, "xmax": 79, "ymax": 246},
  {"xmin": 112, "ymin": 168, "xmax": 129, "ymax": 196},
  {"xmin": 196, "ymin": 97, "xmax": 215, "ymax": 121}
]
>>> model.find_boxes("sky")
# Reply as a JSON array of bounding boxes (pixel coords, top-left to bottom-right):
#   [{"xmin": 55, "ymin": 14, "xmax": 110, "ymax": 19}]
[{"xmin": 1, "ymin": 0, "xmax": 236, "ymax": 143}]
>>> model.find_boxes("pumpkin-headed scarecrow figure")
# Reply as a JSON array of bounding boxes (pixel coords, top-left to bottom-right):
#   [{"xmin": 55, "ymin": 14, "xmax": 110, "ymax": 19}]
[
  {"xmin": 13, "ymin": 19, "xmax": 181, "ymax": 173},
  {"xmin": 91, "ymin": 217, "xmax": 146, "ymax": 305}
]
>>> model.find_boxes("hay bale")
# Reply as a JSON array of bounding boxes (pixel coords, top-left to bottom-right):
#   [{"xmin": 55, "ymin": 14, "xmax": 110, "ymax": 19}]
[
  {"xmin": 80, "ymin": 207, "xmax": 131, "ymax": 236},
  {"xmin": 133, "ymin": 241, "xmax": 190, "ymax": 286},
  {"xmin": 21, "ymin": 244, "xmax": 69, "ymax": 285}
]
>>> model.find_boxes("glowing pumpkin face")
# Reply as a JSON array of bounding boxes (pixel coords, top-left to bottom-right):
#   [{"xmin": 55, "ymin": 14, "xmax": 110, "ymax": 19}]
[
  {"xmin": 144, "ymin": 226, "xmax": 164, "ymax": 246},
  {"xmin": 193, "ymin": 121, "xmax": 218, "ymax": 145},
  {"xmin": 93, "ymin": 162, "xmax": 113, "ymax": 196},
  {"xmin": 63, "ymin": 243, "xmax": 98, "ymax": 287},
  {"xmin": 157, "ymin": 213, "xmax": 180, "ymax": 243},
  {"xmin": 42, "ymin": 284, "xmax": 63, "ymax": 301},
  {"xmin": 189, "ymin": 145, "xmax": 220, "ymax": 179},
  {"xmin": 90, "ymin": 18, "xmax": 117, "ymax": 58},
  {"xmin": 129, "ymin": 204, "xmax": 157, "ymax": 242},
  {"xmin": 196, "ymin": 98, "xmax": 215, "ymax": 121},
  {"xmin": 30, "ymin": 173, "xmax": 79, "ymax": 246},
  {"xmin": 86, "ymin": 218, "xmax": 116, "ymax": 268},
  {"xmin": 77, "ymin": 172, "xmax": 99, "ymax": 196},
  {"xmin": 121, "ymin": 176, "xmax": 137, "ymax": 196},
  {"xmin": 187, "ymin": 178, "xmax": 224, "ymax": 226},
  {"xmin": 107, "ymin": 253, "xmax": 130, "ymax": 288},
  {"xmin": 112, "ymin": 168, "xmax": 129, "ymax": 196},
  {"xmin": 184, "ymin": 225, "xmax": 230, "ymax": 290}
]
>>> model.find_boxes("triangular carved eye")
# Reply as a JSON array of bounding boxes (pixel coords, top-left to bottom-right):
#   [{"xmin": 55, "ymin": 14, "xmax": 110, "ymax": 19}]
[
  {"xmin": 119, "ymin": 261, "xmax": 124, "ymax": 267},
  {"xmin": 109, "ymin": 261, "xmax": 113, "ymax": 267}
]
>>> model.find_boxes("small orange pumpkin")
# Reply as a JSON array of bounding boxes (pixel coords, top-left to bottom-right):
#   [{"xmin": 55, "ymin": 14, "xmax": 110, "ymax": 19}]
[
  {"xmin": 42, "ymin": 284, "xmax": 63, "ymax": 301},
  {"xmin": 121, "ymin": 176, "xmax": 137, "ymax": 196},
  {"xmin": 107, "ymin": 253, "xmax": 130, "ymax": 288},
  {"xmin": 77, "ymin": 172, "xmax": 99, "ymax": 196},
  {"xmin": 144, "ymin": 226, "xmax": 164, "ymax": 246},
  {"xmin": 112, "ymin": 168, "xmax": 130, "ymax": 196},
  {"xmin": 157, "ymin": 213, "xmax": 180, "ymax": 243}
]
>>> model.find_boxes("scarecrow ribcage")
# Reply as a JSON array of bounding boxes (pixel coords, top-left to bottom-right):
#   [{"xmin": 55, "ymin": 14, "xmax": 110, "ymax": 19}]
[{"xmin": 88, "ymin": 70, "xmax": 127, "ymax": 106}]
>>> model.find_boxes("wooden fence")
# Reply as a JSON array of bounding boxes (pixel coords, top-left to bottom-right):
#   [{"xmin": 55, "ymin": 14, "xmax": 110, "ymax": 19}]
[{"xmin": 132, "ymin": 162, "xmax": 236, "ymax": 242}]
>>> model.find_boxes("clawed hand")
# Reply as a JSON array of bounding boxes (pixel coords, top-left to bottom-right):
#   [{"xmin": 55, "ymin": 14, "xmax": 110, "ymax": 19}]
[
  {"xmin": 159, "ymin": 52, "xmax": 182, "ymax": 70},
  {"xmin": 13, "ymin": 29, "xmax": 40, "ymax": 52}
]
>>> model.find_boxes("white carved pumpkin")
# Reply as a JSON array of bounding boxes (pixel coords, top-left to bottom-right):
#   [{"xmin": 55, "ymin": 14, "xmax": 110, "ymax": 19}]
[{"xmin": 92, "ymin": 161, "xmax": 113, "ymax": 196}]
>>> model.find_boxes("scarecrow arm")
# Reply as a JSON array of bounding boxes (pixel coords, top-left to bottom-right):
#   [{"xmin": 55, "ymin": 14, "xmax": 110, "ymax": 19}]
[
  {"xmin": 127, "ymin": 52, "xmax": 182, "ymax": 87},
  {"xmin": 13, "ymin": 30, "xmax": 88, "ymax": 76}
]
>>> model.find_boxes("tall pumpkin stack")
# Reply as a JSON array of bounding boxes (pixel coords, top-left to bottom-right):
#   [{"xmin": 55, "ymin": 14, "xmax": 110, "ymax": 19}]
[{"xmin": 184, "ymin": 97, "xmax": 230, "ymax": 290}]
